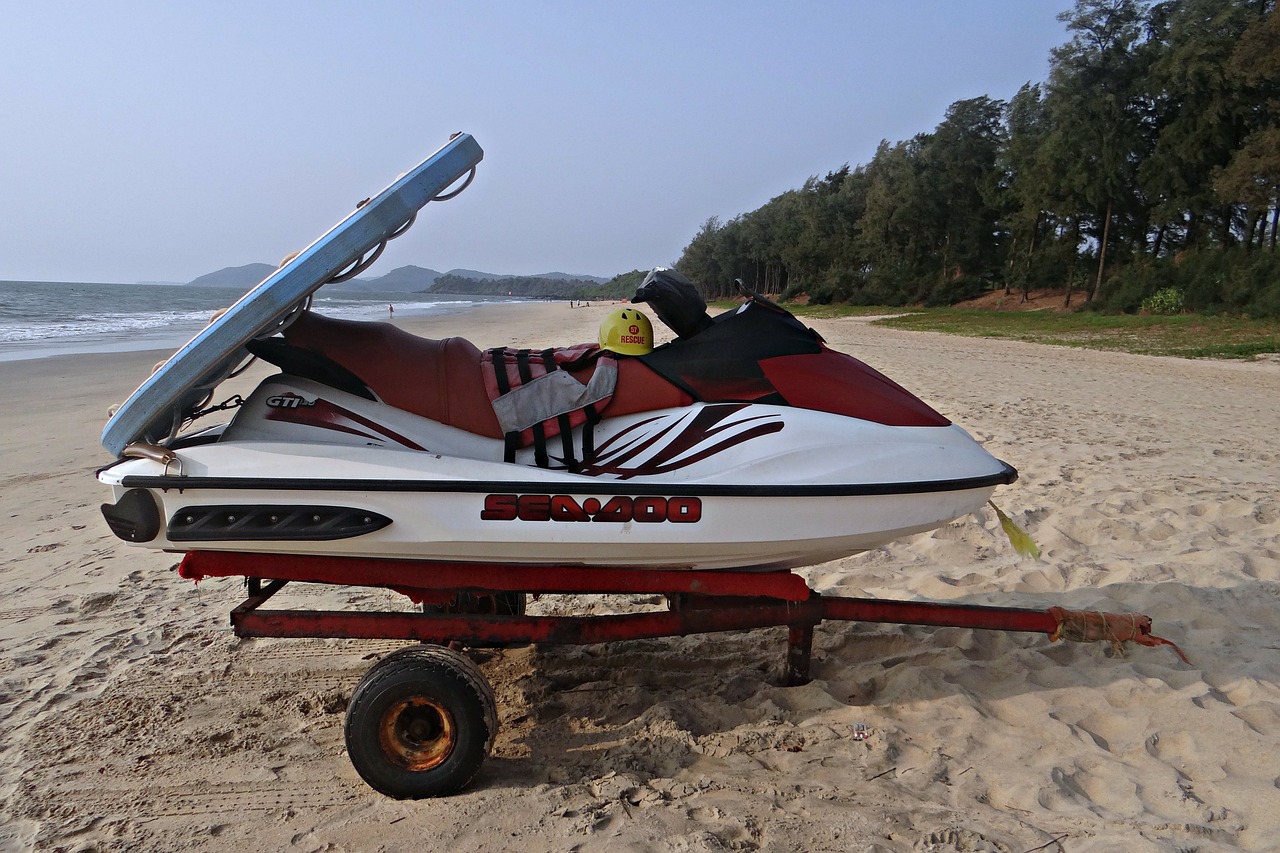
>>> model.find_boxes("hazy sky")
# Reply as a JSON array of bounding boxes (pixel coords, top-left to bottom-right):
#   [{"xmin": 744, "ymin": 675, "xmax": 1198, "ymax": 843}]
[{"xmin": 2, "ymin": 2, "xmax": 1069, "ymax": 283}]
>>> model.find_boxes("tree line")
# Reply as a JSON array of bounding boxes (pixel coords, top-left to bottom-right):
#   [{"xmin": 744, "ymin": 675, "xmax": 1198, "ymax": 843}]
[
  {"xmin": 429, "ymin": 273, "xmax": 635, "ymax": 300},
  {"xmin": 673, "ymin": 0, "xmax": 1280, "ymax": 318}
]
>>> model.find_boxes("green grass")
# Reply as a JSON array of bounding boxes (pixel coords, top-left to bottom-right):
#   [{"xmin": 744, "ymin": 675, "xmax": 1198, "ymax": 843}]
[
  {"xmin": 871, "ymin": 310, "xmax": 1280, "ymax": 359},
  {"xmin": 709, "ymin": 301, "xmax": 892, "ymax": 319},
  {"xmin": 709, "ymin": 301, "xmax": 1280, "ymax": 359}
]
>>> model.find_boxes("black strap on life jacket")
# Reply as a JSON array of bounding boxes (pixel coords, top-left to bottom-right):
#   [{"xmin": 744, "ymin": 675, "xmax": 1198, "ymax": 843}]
[
  {"xmin": 581, "ymin": 402, "xmax": 601, "ymax": 462},
  {"xmin": 513, "ymin": 349, "xmax": 549, "ymax": 468},
  {"xmin": 538, "ymin": 348, "xmax": 578, "ymax": 471},
  {"xmin": 488, "ymin": 347, "xmax": 521, "ymax": 464}
]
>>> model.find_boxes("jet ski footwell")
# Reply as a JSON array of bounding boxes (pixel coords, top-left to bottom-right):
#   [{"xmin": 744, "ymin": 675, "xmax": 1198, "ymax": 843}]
[{"xmin": 178, "ymin": 550, "xmax": 1190, "ymax": 799}]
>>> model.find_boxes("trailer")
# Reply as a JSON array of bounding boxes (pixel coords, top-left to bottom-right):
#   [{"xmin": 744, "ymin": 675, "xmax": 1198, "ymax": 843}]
[{"xmin": 179, "ymin": 550, "xmax": 1187, "ymax": 799}]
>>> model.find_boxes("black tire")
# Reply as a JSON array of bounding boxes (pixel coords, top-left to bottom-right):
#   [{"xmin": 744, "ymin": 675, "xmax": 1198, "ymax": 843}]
[{"xmin": 344, "ymin": 644, "xmax": 497, "ymax": 798}]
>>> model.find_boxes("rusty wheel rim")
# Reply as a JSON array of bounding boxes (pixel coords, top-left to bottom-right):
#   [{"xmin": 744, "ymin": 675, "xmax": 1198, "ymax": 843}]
[{"xmin": 378, "ymin": 697, "xmax": 456, "ymax": 771}]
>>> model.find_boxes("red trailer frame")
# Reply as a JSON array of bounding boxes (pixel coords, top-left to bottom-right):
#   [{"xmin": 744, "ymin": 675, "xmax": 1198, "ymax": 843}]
[
  {"xmin": 177, "ymin": 551, "xmax": 1187, "ymax": 799},
  {"xmin": 180, "ymin": 551, "xmax": 1182, "ymax": 685}
]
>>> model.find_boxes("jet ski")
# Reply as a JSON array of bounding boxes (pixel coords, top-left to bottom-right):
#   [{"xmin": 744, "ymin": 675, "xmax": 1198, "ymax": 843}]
[
  {"xmin": 97, "ymin": 139, "xmax": 1016, "ymax": 572},
  {"xmin": 98, "ymin": 283, "xmax": 1017, "ymax": 571}
]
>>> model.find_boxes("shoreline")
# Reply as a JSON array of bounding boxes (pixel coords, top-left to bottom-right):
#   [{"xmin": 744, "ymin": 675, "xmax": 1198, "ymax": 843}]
[
  {"xmin": 0, "ymin": 289, "xmax": 545, "ymax": 364},
  {"xmin": 2, "ymin": 301, "xmax": 1279, "ymax": 851}
]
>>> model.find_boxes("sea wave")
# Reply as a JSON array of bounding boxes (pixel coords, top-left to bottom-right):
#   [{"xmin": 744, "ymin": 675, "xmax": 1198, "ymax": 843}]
[
  {"xmin": 0, "ymin": 279, "xmax": 523, "ymax": 361},
  {"xmin": 0, "ymin": 309, "xmax": 218, "ymax": 343}
]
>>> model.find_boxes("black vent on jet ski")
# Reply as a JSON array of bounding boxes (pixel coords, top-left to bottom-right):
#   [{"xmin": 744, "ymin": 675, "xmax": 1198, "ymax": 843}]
[
  {"xmin": 167, "ymin": 505, "xmax": 392, "ymax": 542},
  {"xmin": 101, "ymin": 488, "xmax": 163, "ymax": 543}
]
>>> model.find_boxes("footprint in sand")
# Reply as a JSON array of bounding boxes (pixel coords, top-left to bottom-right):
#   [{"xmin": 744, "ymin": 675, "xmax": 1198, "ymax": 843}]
[
  {"xmin": 26, "ymin": 543, "xmax": 63, "ymax": 554},
  {"xmin": 77, "ymin": 592, "xmax": 118, "ymax": 613}
]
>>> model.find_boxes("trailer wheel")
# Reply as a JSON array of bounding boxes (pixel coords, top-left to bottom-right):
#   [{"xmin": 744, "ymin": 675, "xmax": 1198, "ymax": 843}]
[{"xmin": 344, "ymin": 644, "xmax": 497, "ymax": 798}]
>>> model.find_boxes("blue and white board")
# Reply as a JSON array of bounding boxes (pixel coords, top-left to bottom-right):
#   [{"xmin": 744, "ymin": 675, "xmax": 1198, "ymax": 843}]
[{"xmin": 101, "ymin": 134, "xmax": 484, "ymax": 457}]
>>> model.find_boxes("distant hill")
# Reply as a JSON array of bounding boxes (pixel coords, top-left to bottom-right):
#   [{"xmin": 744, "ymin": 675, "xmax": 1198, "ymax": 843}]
[
  {"xmin": 333, "ymin": 267, "xmax": 613, "ymax": 292},
  {"xmin": 531, "ymin": 271, "xmax": 610, "ymax": 283},
  {"xmin": 443, "ymin": 268, "xmax": 505, "ymax": 282},
  {"xmin": 354, "ymin": 265, "xmax": 443, "ymax": 292},
  {"xmin": 422, "ymin": 269, "xmax": 609, "ymax": 284},
  {"xmin": 430, "ymin": 273, "xmax": 634, "ymax": 300},
  {"xmin": 187, "ymin": 263, "xmax": 276, "ymax": 288},
  {"xmin": 188, "ymin": 263, "xmax": 614, "ymax": 294}
]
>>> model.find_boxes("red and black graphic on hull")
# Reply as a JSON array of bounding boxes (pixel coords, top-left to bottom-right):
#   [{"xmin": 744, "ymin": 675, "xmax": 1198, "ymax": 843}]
[
  {"xmin": 481, "ymin": 493, "xmax": 702, "ymax": 523},
  {"xmin": 265, "ymin": 393, "xmax": 427, "ymax": 450},
  {"xmin": 637, "ymin": 299, "xmax": 949, "ymax": 427},
  {"xmin": 577, "ymin": 403, "xmax": 783, "ymax": 479}
]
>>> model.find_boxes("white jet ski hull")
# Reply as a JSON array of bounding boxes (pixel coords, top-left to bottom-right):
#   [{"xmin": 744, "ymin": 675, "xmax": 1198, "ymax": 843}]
[{"xmin": 99, "ymin": 379, "xmax": 1015, "ymax": 571}]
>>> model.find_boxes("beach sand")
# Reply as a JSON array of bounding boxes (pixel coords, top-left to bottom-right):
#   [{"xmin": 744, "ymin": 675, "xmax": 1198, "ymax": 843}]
[{"xmin": 1, "ymin": 301, "xmax": 1277, "ymax": 852}]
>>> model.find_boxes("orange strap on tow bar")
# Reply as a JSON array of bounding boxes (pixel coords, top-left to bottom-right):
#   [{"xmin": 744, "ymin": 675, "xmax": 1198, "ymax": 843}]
[{"xmin": 1049, "ymin": 606, "xmax": 1190, "ymax": 664}]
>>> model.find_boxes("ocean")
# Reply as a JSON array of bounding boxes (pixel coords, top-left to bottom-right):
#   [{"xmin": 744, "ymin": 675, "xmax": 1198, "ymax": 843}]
[{"xmin": 0, "ymin": 280, "xmax": 517, "ymax": 363}]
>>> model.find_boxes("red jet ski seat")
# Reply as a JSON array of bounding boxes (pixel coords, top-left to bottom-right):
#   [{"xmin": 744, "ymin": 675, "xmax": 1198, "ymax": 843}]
[{"xmin": 277, "ymin": 312, "xmax": 692, "ymax": 440}]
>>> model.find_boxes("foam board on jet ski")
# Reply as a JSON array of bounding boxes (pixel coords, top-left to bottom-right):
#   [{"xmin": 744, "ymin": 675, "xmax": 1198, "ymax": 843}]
[{"xmin": 101, "ymin": 133, "xmax": 484, "ymax": 457}]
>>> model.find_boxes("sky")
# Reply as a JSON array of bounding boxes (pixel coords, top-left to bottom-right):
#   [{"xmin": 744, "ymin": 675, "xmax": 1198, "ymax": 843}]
[{"xmin": 1, "ymin": 2, "xmax": 1070, "ymax": 284}]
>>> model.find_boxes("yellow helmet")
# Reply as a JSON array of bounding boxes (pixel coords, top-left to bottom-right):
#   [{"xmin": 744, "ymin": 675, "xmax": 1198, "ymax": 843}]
[{"xmin": 598, "ymin": 307, "xmax": 654, "ymax": 355}]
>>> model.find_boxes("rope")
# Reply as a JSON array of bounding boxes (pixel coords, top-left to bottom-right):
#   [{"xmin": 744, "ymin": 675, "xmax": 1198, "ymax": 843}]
[
  {"xmin": 320, "ymin": 165, "xmax": 475, "ymax": 286},
  {"xmin": 431, "ymin": 166, "xmax": 476, "ymax": 201},
  {"xmin": 326, "ymin": 239, "xmax": 387, "ymax": 283},
  {"xmin": 190, "ymin": 394, "xmax": 245, "ymax": 420},
  {"xmin": 1048, "ymin": 606, "xmax": 1190, "ymax": 664}
]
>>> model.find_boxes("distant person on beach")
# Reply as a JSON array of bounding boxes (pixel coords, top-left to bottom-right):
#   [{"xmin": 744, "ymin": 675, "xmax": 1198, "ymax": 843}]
[{"xmin": 388, "ymin": 304, "xmax": 394, "ymax": 318}]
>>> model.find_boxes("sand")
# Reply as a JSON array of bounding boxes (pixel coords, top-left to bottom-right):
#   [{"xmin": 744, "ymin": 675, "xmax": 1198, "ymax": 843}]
[{"xmin": 1, "ymin": 301, "xmax": 1278, "ymax": 852}]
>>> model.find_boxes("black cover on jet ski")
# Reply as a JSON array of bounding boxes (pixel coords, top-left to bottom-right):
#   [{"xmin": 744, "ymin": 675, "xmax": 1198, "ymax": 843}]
[
  {"xmin": 631, "ymin": 268, "xmax": 715, "ymax": 339},
  {"xmin": 637, "ymin": 302, "xmax": 951, "ymax": 427},
  {"xmin": 638, "ymin": 302, "xmax": 822, "ymax": 405}
]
